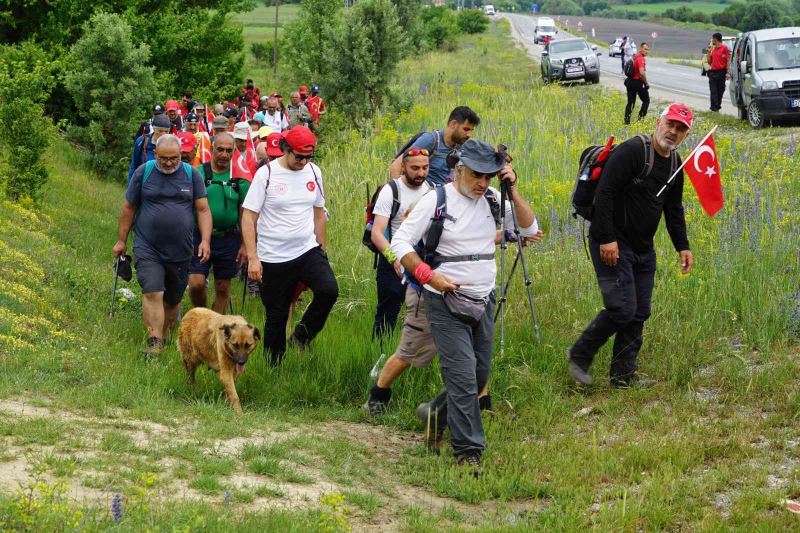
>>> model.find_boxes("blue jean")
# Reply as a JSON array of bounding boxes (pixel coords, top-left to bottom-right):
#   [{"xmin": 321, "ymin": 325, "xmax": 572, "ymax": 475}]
[{"xmin": 570, "ymin": 239, "xmax": 656, "ymax": 383}]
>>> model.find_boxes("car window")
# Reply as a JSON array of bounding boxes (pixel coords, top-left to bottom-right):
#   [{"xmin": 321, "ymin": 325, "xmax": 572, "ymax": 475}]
[
  {"xmin": 550, "ymin": 41, "xmax": 590, "ymax": 54},
  {"xmin": 756, "ymin": 37, "xmax": 800, "ymax": 70},
  {"xmin": 538, "ymin": 26, "xmax": 554, "ymax": 32}
]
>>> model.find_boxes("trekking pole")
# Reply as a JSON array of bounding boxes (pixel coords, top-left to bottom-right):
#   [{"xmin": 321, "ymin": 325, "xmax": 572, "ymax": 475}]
[
  {"xmin": 498, "ymin": 179, "xmax": 509, "ymax": 354},
  {"xmin": 109, "ymin": 256, "xmax": 120, "ymax": 317},
  {"xmin": 494, "ymin": 250, "xmax": 520, "ymax": 322},
  {"xmin": 241, "ymin": 270, "xmax": 249, "ymax": 317},
  {"xmin": 501, "ymin": 179, "xmax": 540, "ymax": 342}
]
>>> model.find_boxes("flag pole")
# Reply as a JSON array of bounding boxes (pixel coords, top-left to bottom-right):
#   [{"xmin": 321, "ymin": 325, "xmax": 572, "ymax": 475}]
[{"xmin": 656, "ymin": 125, "xmax": 718, "ymax": 197}]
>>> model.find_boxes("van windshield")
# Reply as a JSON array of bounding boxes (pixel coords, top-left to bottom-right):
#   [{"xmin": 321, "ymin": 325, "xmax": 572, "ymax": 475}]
[
  {"xmin": 550, "ymin": 41, "xmax": 590, "ymax": 54},
  {"xmin": 538, "ymin": 26, "xmax": 555, "ymax": 32},
  {"xmin": 756, "ymin": 37, "xmax": 800, "ymax": 71}
]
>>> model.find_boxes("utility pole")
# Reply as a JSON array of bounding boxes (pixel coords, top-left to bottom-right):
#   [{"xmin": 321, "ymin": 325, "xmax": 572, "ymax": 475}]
[{"xmin": 273, "ymin": 0, "xmax": 280, "ymax": 77}]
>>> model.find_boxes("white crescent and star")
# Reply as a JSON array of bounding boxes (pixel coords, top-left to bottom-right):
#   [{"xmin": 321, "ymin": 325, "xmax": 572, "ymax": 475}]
[
  {"xmin": 237, "ymin": 155, "xmax": 249, "ymax": 174},
  {"xmin": 693, "ymin": 145, "xmax": 716, "ymax": 178}
]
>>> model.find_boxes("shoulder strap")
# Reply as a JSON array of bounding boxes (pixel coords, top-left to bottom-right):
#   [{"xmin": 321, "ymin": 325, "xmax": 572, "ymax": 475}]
[
  {"xmin": 388, "ymin": 180, "xmax": 400, "ymax": 221},
  {"xmin": 432, "ymin": 130, "xmax": 441, "ymax": 154},
  {"xmin": 182, "ymin": 162, "xmax": 193, "ymax": 181},
  {"xmin": 484, "ymin": 189, "xmax": 501, "ymax": 227},
  {"xmin": 142, "ymin": 160, "xmax": 157, "ymax": 184},
  {"xmin": 202, "ymin": 162, "xmax": 213, "ymax": 182},
  {"xmin": 637, "ymin": 134, "xmax": 654, "ymax": 179},
  {"xmin": 263, "ymin": 162, "xmax": 271, "ymax": 193},
  {"xmin": 422, "ymin": 185, "xmax": 448, "ymax": 263},
  {"xmin": 309, "ymin": 164, "xmax": 324, "ymax": 199}
]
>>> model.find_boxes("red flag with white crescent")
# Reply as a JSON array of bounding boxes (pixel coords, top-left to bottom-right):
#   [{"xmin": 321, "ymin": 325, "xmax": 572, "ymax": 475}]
[
  {"xmin": 195, "ymin": 133, "xmax": 212, "ymax": 167},
  {"xmin": 231, "ymin": 147, "xmax": 253, "ymax": 183},
  {"xmin": 245, "ymin": 127, "xmax": 258, "ymax": 174},
  {"xmin": 683, "ymin": 134, "xmax": 723, "ymax": 217}
]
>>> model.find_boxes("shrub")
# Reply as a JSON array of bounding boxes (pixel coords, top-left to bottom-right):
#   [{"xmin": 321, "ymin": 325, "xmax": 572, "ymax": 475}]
[
  {"xmin": 63, "ymin": 13, "xmax": 159, "ymax": 180},
  {"xmin": 0, "ymin": 42, "xmax": 55, "ymax": 201},
  {"xmin": 251, "ymin": 40, "xmax": 279, "ymax": 67},
  {"xmin": 457, "ymin": 9, "xmax": 489, "ymax": 34},
  {"xmin": 421, "ymin": 7, "xmax": 460, "ymax": 49}
]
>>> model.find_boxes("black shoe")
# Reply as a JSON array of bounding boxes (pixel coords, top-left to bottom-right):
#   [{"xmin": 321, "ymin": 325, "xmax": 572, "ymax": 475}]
[
  {"xmin": 567, "ymin": 348, "xmax": 593, "ymax": 386},
  {"xmin": 363, "ymin": 398, "xmax": 388, "ymax": 418},
  {"xmin": 141, "ymin": 336, "xmax": 164, "ymax": 359},
  {"xmin": 416, "ymin": 402, "xmax": 445, "ymax": 453},
  {"xmin": 287, "ymin": 334, "xmax": 307, "ymax": 351},
  {"xmin": 456, "ymin": 451, "xmax": 481, "ymax": 478},
  {"xmin": 611, "ymin": 374, "xmax": 655, "ymax": 389}
]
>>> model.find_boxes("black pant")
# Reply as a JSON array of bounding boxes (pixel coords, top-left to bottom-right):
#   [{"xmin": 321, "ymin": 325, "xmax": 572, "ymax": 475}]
[
  {"xmin": 624, "ymin": 78, "xmax": 650, "ymax": 124},
  {"xmin": 708, "ymin": 69, "xmax": 726, "ymax": 111},
  {"xmin": 259, "ymin": 246, "xmax": 338, "ymax": 365},
  {"xmin": 372, "ymin": 255, "xmax": 405, "ymax": 341},
  {"xmin": 570, "ymin": 239, "xmax": 656, "ymax": 384}
]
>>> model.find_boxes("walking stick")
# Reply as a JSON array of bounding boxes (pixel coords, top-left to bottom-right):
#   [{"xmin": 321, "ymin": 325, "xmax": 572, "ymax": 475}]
[
  {"xmin": 241, "ymin": 270, "xmax": 249, "ymax": 316},
  {"xmin": 499, "ymin": 178, "xmax": 509, "ymax": 354},
  {"xmin": 109, "ymin": 256, "xmax": 120, "ymax": 317}
]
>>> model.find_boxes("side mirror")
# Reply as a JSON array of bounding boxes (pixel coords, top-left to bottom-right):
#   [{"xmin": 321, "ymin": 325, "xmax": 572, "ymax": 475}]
[
  {"xmin": 596, "ymin": 52, "xmax": 603, "ymax": 56},
  {"xmin": 542, "ymin": 50, "xmax": 549, "ymax": 56}
]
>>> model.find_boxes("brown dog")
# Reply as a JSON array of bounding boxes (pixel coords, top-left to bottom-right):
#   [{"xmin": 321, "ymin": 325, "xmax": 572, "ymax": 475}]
[{"xmin": 177, "ymin": 308, "xmax": 260, "ymax": 412}]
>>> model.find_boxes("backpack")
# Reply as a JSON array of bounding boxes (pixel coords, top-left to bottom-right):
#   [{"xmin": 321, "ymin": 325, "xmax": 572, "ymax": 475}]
[
  {"xmin": 362, "ymin": 180, "xmax": 401, "ymax": 254},
  {"xmin": 623, "ymin": 57, "xmax": 635, "ymax": 78},
  {"xmin": 395, "ymin": 130, "xmax": 441, "ymax": 159},
  {"xmin": 201, "ymin": 162, "xmax": 242, "ymax": 211},
  {"xmin": 142, "ymin": 160, "xmax": 194, "ymax": 184},
  {"xmin": 571, "ymin": 134, "xmax": 677, "ymax": 222}
]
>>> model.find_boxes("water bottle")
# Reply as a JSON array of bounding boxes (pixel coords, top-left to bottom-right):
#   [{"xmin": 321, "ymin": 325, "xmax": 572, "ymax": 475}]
[{"xmin": 369, "ymin": 353, "xmax": 388, "ymax": 381}]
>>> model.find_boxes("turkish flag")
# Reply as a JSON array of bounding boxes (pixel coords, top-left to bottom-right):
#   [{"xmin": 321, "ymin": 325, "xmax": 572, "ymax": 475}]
[
  {"xmin": 194, "ymin": 132, "xmax": 212, "ymax": 167},
  {"xmin": 684, "ymin": 134, "xmax": 723, "ymax": 217},
  {"xmin": 231, "ymin": 148, "xmax": 253, "ymax": 183},
  {"xmin": 245, "ymin": 128, "xmax": 258, "ymax": 175}
]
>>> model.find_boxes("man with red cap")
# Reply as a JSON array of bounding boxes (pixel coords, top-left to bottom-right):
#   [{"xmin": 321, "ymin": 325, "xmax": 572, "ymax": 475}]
[
  {"xmin": 165, "ymin": 100, "xmax": 183, "ymax": 131},
  {"xmin": 242, "ymin": 127, "xmax": 338, "ymax": 366},
  {"xmin": 177, "ymin": 132, "xmax": 198, "ymax": 164},
  {"xmin": 568, "ymin": 103, "xmax": 694, "ymax": 389},
  {"xmin": 299, "ymin": 85, "xmax": 309, "ymax": 104}
]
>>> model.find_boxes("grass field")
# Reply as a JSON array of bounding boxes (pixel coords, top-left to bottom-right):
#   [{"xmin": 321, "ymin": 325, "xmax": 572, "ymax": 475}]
[
  {"xmin": 1, "ymin": 18, "xmax": 800, "ymax": 531},
  {"xmin": 614, "ymin": 1, "xmax": 729, "ymax": 15}
]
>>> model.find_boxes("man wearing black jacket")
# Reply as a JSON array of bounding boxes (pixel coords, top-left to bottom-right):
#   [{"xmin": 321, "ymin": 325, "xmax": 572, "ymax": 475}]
[{"xmin": 568, "ymin": 103, "xmax": 695, "ymax": 388}]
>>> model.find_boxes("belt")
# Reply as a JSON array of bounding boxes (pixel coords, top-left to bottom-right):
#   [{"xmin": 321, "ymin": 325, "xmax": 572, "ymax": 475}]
[
  {"xmin": 211, "ymin": 228, "xmax": 238, "ymax": 237},
  {"xmin": 435, "ymin": 253, "xmax": 494, "ymax": 263}
]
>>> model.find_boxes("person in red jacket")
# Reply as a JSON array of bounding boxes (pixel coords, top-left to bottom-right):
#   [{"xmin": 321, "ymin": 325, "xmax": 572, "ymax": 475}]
[
  {"xmin": 706, "ymin": 32, "xmax": 731, "ymax": 112},
  {"xmin": 624, "ymin": 42, "xmax": 650, "ymax": 125},
  {"xmin": 239, "ymin": 79, "xmax": 261, "ymax": 110},
  {"xmin": 305, "ymin": 85, "xmax": 327, "ymax": 125}
]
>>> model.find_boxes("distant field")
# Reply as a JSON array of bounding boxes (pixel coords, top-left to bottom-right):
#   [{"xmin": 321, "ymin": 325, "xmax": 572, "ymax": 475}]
[
  {"xmin": 615, "ymin": 1, "xmax": 728, "ymax": 14},
  {"xmin": 233, "ymin": 4, "xmax": 301, "ymax": 43}
]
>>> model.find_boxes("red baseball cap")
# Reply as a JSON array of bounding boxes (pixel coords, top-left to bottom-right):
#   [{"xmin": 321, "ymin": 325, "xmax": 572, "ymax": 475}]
[
  {"xmin": 283, "ymin": 127, "xmax": 317, "ymax": 153},
  {"xmin": 660, "ymin": 103, "xmax": 693, "ymax": 128},
  {"xmin": 266, "ymin": 132, "xmax": 284, "ymax": 158},
  {"xmin": 165, "ymin": 99, "xmax": 180, "ymax": 111},
  {"xmin": 299, "ymin": 85, "xmax": 308, "ymax": 95},
  {"xmin": 177, "ymin": 132, "xmax": 197, "ymax": 152}
]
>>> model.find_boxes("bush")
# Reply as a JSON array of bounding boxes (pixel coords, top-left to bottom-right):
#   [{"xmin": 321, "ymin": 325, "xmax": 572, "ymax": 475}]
[
  {"xmin": 251, "ymin": 40, "xmax": 279, "ymax": 67},
  {"xmin": 662, "ymin": 6, "xmax": 710, "ymax": 24},
  {"xmin": 539, "ymin": 0, "xmax": 583, "ymax": 15},
  {"xmin": 421, "ymin": 7, "xmax": 460, "ymax": 49},
  {"xmin": 457, "ymin": 9, "xmax": 489, "ymax": 34},
  {"xmin": 0, "ymin": 42, "xmax": 55, "ymax": 201},
  {"xmin": 64, "ymin": 13, "xmax": 159, "ymax": 180}
]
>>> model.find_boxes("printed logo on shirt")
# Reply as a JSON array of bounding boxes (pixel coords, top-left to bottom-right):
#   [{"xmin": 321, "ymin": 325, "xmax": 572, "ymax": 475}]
[
  {"xmin": 181, "ymin": 188, "xmax": 190, "ymax": 192},
  {"xmin": 306, "ymin": 181, "xmax": 316, "ymax": 192},
  {"xmin": 276, "ymin": 183, "xmax": 288, "ymax": 195}
]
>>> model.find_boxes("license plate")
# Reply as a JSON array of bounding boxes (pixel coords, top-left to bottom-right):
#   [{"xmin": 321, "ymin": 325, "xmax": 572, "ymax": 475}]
[
  {"xmin": 566, "ymin": 66, "xmax": 583, "ymax": 74},
  {"xmin": 792, "ymin": 99, "xmax": 800, "ymax": 108}
]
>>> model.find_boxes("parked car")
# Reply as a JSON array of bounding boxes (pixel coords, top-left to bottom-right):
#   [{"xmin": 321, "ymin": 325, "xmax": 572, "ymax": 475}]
[
  {"xmin": 729, "ymin": 27, "xmax": 800, "ymax": 128},
  {"xmin": 541, "ymin": 38, "xmax": 601, "ymax": 84},
  {"xmin": 483, "ymin": 4, "xmax": 495, "ymax": 15},
  {"xmin": 534, "ymin": 17, "xmax": 557, "ymax": 44},
  {"xmin": 608, "ymin": 37, "xmax": 637, "ymax": 58}
]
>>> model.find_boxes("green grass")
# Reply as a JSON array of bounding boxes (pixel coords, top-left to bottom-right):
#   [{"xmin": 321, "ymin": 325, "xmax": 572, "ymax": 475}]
[
  {"xmin": 1, "ymin": 17, "xmax": 799, "ymax": 531},
  {"xmin": 614, "ymin": 1, "xmax": 728, "ymax": 15}
]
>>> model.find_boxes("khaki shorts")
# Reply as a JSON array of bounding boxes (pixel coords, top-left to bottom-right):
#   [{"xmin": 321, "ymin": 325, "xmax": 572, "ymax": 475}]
[{"xmin": 395, "ymin": 286, "xmax": 437, "ymax": 367}]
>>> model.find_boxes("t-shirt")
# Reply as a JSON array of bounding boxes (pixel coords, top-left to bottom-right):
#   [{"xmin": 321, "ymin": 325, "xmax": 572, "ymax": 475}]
[
  {"xmin": 633, "ymin": 53, "xmax": 646, "ymax": 81},
  {"xmin": 126, "ymin": 163, "xmax": 207, "ymax": 263},
  {"xmin": 263, "ymin": 110, "xmax": 288, "ymax": 131},
  {"xmin": 391, "ymin": 184, "xmax": 538, "ymax": 299},
  {"xmin": 306, "ymin": 96, "xmax": 326, "ymax": 122},
  {"xmin": 242, "ymin": 161, "xmax": 325, "ymax": 263},
  {"xmin": 590, "ymin": 137, "xmax": 689, "ymax": 254},
  {"xmin": 410, "ymin": 130, "xmax": 456, "ymax": 186},
  {"xmin": 197, "ymin": 164, "xmax": 250, "ymax": 233},
  {"xmin": 710, "ymin": 44, "xmax": 730, "ymax": 71},
  {"xmin": 373, "ymin": 178, "xmax": 431, "ymax": 239}
]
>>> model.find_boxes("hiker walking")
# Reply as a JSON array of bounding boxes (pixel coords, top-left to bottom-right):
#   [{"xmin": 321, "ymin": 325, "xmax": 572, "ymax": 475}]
[
  {"xmin": 241, "ymin": 127, "xmax": 338, "ymax": 366},
  {"xmin": 567, "ymin": 104, "xmax": 694, "ymax": 388},
  {"xmin": 128, "ymin": 114, "xmax": 172, "ymax": 182},
  {"xmin": 388, "ymin": 106, "xmax": 480, "ymax": 185},
  {"xmin": 262, "ymin": 97, "xmax": 289, "ymax": 132},
  {"xmin": 114, "ymin": 134, "xmax": 212, "ymax": 357},
  {"xmin": 390, "ymin": 140, "xmax": 538, "ymax": 469},
  {"xmin": 305, "ymin": 85, "xmax": 327, "ymax": 125},
  {"xmin": 624, "ymin": 42, "xmax": 650, "ymax": 125},
  {"xmin": 706, "ymin": 33, "xmax": 731, "ymax": 112},
  {"xmin": 286, "ymin": 91, "xmax": 313, "ymax": 129}
]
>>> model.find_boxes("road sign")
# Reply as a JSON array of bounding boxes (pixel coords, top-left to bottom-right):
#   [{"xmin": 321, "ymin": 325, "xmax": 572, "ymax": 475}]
[
  {"xmin": 531, "ymin": 3, "xmax": 538, "ymax": 12},
  {"xmin": 651, "ymin": 31, "xmax": 659, "ymax": 39},
  {"xmin": 577, "ymin": 21, "xmax": 583, "ymax": 29},
  {"xmin": 592, "ymin": 28, "xmax": 596, "ymax": 37}
]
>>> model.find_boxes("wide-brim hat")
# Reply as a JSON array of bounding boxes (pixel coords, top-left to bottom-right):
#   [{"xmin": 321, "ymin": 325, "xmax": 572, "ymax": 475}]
[{"xmin": 459, "ymin": 139, "xmax": 506, "ymax": 175}]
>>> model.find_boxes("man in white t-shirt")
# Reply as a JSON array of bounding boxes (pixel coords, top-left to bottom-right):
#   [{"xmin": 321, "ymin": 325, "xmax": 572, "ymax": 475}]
[
  {"xmin": 391, "ymin": 139, "xmax": 538, "ymax": 471},
  {"xmin": 241, "ymin": 127, "xmax": 338, "ymax": 366}
]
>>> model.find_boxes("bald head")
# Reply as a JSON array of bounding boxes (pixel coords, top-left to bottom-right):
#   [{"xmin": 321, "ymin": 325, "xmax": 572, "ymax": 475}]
[
  {"xmin": 213, "ymin": 132, "xmax": 234, "ymax": 148},
  {"xmin": 155, "ymin": 134, "xmax": 181, "ymax": 152}
]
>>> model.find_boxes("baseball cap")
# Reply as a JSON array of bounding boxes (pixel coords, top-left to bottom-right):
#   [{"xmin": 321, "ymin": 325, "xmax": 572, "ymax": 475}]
[
  {"xmin": 311, "ymin": 85, "xmax": 320, "ymax": 95},
  {"xmin": 299, "ymin": 85, "xmax": 308, "ymax": 95},
  {"xmin": 151, "ymin": 114, "xmax": 171, "ymax": 130},
  {"xmin": 258, "ymin": 126, "xmax": 274, "ymax": 139},
  {"xmin": 233, "ymin": 121, "xmax": 250, "ymax": 140},
  {"xmin": 251, "ymin": 112, "xmax": 266, "ymax": 124},
  {"xmin": 458, "ymin": 139, "xmax": 506, "ymax": 175},
  {"xmin": 152, "ymin": 103, "xmax": 165, "ymax": 115},
  {"xmin": 185, "ymin": 112, "xmax": 199, "ymax": 123},
  {"xmin": 223, "ymin": 108, "xmax": 239, "ymax": 118},
  {"xmin": 266, "ymin": 132, "xmax": 284, "ymax": 158},
  {"xmin": 212, "ymin": 115, "xmax": 228, "ymax": 129},
  {"xmin": 165, "ymin": 99, "xmax": 180, "ymax": 111},
  {"xmin": 283, "ymin": 127, "xmax": 317, "ymax": 153},
  {"xmin": 660, "ymin": 103, "xmax": 693, "ymax": 128},
  {"xmin": 177, "ymin": 132, "xmax": 197, "ymax": 153}
]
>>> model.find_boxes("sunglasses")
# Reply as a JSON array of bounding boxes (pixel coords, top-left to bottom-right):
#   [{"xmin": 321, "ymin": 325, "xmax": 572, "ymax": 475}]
[
  {"xmin": 289, "ymin": 150, "xmax": 314, "ymax": 161},
  {"xmin": 404, "ymin": 148, "xmax": 430, "ymax": 158}
]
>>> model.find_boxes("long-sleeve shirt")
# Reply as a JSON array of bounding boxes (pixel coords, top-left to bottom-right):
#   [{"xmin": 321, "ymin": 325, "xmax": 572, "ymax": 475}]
[
  {"xmin": 589, "ymin": 137, "xmax": 690, "ymax": 254},
  {"xmin": 392, "ymin": 183, "xmax": 537, "ymax": 299},
  {"xmin": 127, "ymin": 135, "xmax": 156, "ymax": 183}
]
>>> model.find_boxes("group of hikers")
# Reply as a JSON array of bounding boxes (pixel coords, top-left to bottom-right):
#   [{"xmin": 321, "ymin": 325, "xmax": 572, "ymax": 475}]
[{"xmin": 113, "ymin": 76, "xmax": 696, "ymax": 471}]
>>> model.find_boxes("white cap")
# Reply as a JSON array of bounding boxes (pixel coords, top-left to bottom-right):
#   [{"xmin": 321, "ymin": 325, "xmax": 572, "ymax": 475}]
[{"xmin": 232, "ymin": 121, "xmax": 250, "ymax": 140}]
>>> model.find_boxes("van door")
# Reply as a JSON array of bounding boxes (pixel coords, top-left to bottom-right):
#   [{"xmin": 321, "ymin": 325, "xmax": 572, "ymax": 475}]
[{"xmin": 742, "ymin": 37, "xmax": 754, "ymax": 106}]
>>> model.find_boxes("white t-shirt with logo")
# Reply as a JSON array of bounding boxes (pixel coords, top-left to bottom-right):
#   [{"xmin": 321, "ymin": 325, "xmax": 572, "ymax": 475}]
[
  {"xmin": 242, "ymin": 161, "xmax": 325, "ymax": 263},
  {"xmin": 372, "ymin": 178, "xmax": 431, "ymax": 238}
]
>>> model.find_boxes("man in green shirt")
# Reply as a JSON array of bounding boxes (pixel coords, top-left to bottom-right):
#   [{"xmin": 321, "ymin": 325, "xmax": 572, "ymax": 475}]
[{"xmin": 187, "ymin": 132, "xmax": 249, "ymax": 313}]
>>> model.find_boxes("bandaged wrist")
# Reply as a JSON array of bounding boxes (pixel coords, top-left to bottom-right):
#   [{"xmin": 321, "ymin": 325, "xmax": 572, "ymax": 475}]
[
  {"xmin": 382, "ymin": 248, "xmax": 397, "ymax": 264},
  {"xmin": 413, "ymin": 262, "xmax": 434, "ymax": 285}
]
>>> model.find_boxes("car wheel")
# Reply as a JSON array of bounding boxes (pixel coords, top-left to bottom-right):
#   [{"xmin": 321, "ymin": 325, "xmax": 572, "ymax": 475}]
[
  {"xmin": 586, "ymin": 74, "xmax": 600, "ymax": 84},
  {"xmin": 747, "ymin": 101, "xmax": 766, "ymax": 129}
]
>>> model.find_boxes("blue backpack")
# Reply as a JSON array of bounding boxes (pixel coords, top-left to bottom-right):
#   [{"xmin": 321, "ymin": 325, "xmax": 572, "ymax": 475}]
[{"xmin": 142, "ymin": 160, "xmax": 194, "ymax": 184}]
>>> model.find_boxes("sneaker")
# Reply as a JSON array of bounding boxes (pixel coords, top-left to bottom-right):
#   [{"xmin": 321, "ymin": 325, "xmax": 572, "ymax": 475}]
[
  {"xmin": 363, "ymin": 398, "xmax": 388, "ymax": 419},
  {"xmin": 416, "ymin": 402, "xmax": 444, "ymax": 453},
  {"xmin": 141, "ymin": 336, "xmax": 164, "ymax": 359},
  {"xmin": 610, "ymin": 374, "xmax": 655, "ymax": 389},
  {"xmin": 456, "ymin": 451, "xmax": 481, "ymax": 478},
  {"xmin": 567, "ymin": 348, "xmax": 593, "ymax": 386}
]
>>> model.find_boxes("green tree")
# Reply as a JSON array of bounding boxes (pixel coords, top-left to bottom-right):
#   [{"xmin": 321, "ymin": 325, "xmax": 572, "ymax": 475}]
[
  {"xmin": 420, "ymin": 7, "xmax": 460, "ymax": 49},
  {"xmin": 457, "ymin": 9, "xmax": 490, "ymax": 34},
  {"xmin": 739, "ymin": 0, "xmax": 792, "ymax": 31},
  {"xmin": 324, "ymin": 0, "xmax": 404, "ymax": 122},
  {"xmin": 0, "ymin": 42, "xmax": 55, "ymax": 201},
  {"xmin": 540, "ymin": 0, "xmax": 583, "ymax": 15},
  {"xmin": 64, "ymin": 13, "xmax": 159, "ymax": 179},
  {"xmin": 392, "ymin": 0, "xmax": 423, "ymax": 47},
  {"xmin": 282, "ymin": 0, "xmax": 343, "ymax": 83}
]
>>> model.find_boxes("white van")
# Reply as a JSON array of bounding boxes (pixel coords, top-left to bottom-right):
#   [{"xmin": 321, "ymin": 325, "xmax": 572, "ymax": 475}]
[
  {"xmin": 484, "ymin": 5, "xmax": 496, "ymax": 15},
  {"xmin": 534, "ymin": 17, "xmax": 557, "ymax": 44}
]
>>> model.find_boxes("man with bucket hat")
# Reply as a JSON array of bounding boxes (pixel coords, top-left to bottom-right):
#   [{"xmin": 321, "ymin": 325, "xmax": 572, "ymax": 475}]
[{"xmin": 391, "ymin": 139, "xmax": 538, "ymax": 471}]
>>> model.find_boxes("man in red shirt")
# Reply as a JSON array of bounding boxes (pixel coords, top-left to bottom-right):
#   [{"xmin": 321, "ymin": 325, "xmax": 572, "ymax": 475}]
[
  {"xmin": 706, "ymin": 32, "xmax": 731, "ymax": 112},
  {"xmin": 305, "ymin": 85, "xmax": 327, "ymax": 125},
  {"xmin": 239, "ymin": 79, "xmax": 261, "ymax": 110},
  {"xmin": 624, "ymin": 42, "xmax": 650, "ymax": 125}
]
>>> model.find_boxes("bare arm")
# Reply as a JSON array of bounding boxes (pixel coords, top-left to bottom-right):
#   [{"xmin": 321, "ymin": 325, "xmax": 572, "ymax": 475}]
[
  {"xmin": 194, "ymin": 197, "xmax": 212, "ymax": 262},
  {"xmin": 388, "ymin": 156, "xmax": 403, "ymax": 179},
  {"xmin": 399, "ymin": 250, "xmax": 459, "ymax": 293},
  {"xmin": 371, "ymin": 215, "xmax": 402, "ymax": 277},
  {"xmin": 113, "ymin": 201, "xmax": 137, "ymax": 257},
  {"xmin": 242, "ymin": 208, "xmax": 261, "ymax": 281},
  {"xmin": 313, "ymin": 207, "xmax": 327, "ymax": 252},
  {"xmin": 639, "ymin": 64, "xmax": 649, "ymax": 87}
]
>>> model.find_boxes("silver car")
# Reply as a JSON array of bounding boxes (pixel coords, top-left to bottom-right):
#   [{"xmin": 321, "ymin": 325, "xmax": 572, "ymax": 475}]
[{"xmin": 541, "ymin": 38, "xmax": 601, "ymax": 84}]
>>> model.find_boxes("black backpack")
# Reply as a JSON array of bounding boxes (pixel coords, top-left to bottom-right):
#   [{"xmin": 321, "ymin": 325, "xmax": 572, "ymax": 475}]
[
  {"xmin": 362, "ymin": 181, "xmax": 401, "ymax": 254},
  {"xmin": 571, "ymin": 134, "xmax": 676, "ymax": 221},
  {"xmin": 395, "ymin": 129, "xmax": 441, "ymax": 159},
  {"xmin": 623, "ymin": 57, "xmax": 635, "ymax": 79}
]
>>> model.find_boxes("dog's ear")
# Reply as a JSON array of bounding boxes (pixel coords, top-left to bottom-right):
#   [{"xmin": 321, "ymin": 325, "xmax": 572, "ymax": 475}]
[
  {"xmin": 249, "ymin": 324, "xmax": 261, "ymax": 341},
  {"xmin": 220, "ymin": 324, "xmax": 233, "ymax": 338}
]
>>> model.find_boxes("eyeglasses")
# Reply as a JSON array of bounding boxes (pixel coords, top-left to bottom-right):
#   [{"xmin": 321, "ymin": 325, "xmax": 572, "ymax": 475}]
[
  {"xmin": 267, "ymin": 107, "xmax": 277, "ymax": 111},
  {"xmin": 215, "ymin": 147, "xmax": 234, "ymax": 154},
  {"xmin": 404, "ymin": 148, "xmax": 430, "ymax": 158},
  {"xmin": 156, "ymin": 155, "xmax": 180, "ymax": 164},
  {"xmin": 290, "ymin": 150, "xmax": 314, "ymax": 161}
]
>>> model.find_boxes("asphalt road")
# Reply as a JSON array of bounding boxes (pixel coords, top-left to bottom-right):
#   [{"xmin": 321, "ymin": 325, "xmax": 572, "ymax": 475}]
[{"xmin": 505, "ymin": 13, "xmax": 736, "ymax": 117}]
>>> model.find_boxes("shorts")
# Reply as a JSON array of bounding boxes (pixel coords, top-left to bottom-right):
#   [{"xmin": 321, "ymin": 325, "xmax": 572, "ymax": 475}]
[
  {"xmin": 135, "ymin": 259, "xmax": 190, "ymax": 305},
  {"xmin": 189, "ymin": 229, "xmax": 240, "ymax": 280},
  {"xmin": 395, "ymin": 286, "xmax": 437, "ymax": 368}
]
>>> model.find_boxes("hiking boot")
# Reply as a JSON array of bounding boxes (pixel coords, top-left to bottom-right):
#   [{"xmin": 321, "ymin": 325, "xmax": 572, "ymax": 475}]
[
  {"xmin": 610, "ymin": 374, "xmax": 655, "ymax": 389},
  {"xmin": 363, "ymin": 398, "xmax": 388, "ymax": 418},
  {"xmin": 456, "ymin": 451, "xmax": 481, "ymax": 478},
  {"xmin": 567, "ymin": 348, "xmax": 592, "ymax": 386},
  {"xmin": 287, "ymin": 334, "xmax": 307, "ymax": 351},
  {"xmin": 416, "ymin": 402, "xmax": 444, "ymax": 453},
  {"xmin": 141, "ymin": 336, "xmax": 164, "ymax": 359}
]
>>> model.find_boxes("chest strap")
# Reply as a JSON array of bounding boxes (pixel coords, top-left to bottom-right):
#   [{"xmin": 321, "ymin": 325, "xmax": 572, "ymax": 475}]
[{"xmin": 434, "ymin": 253, "xmax": 494, "ymax": 264}]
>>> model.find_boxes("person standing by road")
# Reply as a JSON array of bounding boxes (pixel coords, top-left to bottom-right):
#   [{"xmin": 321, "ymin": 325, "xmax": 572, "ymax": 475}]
[
  {"xmin": 622, "ymin": 37, "xmax": 635, "ymax": 73},
  {"xmin": 567, "ymin": 104, "xmax": 694, "ymax": 389},
  {"xmin": 706, "ymin": 33, "xmax": 731, "ymax": 113},
  {"xmin": 624, "ymin": 42, "xmax": 650, "ymax": 125}
]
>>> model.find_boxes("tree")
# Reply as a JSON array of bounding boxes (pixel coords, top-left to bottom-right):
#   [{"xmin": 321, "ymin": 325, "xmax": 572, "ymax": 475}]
[
  {"xmin": 64, "ymin": 13, "xmax": 159, "ymax": 179},
  {"xmin": 282, "ymin": 0, "xmax": 343, "ymax": 83},
  {"xmin": 540, "ymin": 0, "xmax": 583, "ymax": 15},
  {"xmin": 457, "ymin": 10, "xmax": 490, "ymax": 34},
  {"xmin": 324, "ymin": 0, "xmax": 405, "ymax": 122},
  {"xmin": 420, "ymin": 7, "xmax": 460, "ymax": 49},
  {"xmin": 739, "ymin": 0, "xmax": 792, "ymax": 31},
  {"xmin": 0, "ymin": 42, "xmax": 55, "ymax": 201},
  {"xmin": 251, "ymin": 41, "xmax": 279, "ymax": 67},
  {"xmin": 392, "ymin": 0, "xmax": 423, "ymax": 47}
]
